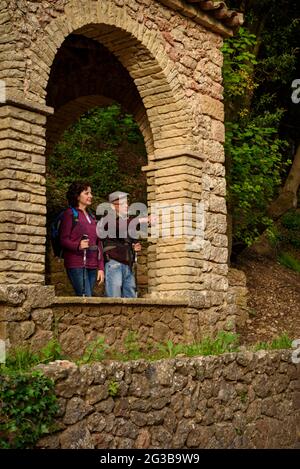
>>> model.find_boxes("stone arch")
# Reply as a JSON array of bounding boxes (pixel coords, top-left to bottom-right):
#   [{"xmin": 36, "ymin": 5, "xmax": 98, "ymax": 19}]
[
  {"xmin": 45, "ymin": 92, "xmax": 150, "ymax": 297},
  {"xmin": 46, "ymin": 96, "xmax": 153, "ymax": 164},
  {"xmin": 46, "ymin": 96, "xmax": 113, "ymax": 157},
  {"xmin": 26, "ymin": 0, "xmax": 195, "ymax": 298},
  {"xmin": 26, "ymin": 0, "xmax": 193, "ymax": 159},
  {"xmin": 0, "ymin": 0, "xmax": 232, "ymax": 303},
  {"xmin": 44, "ymin": 32, "xmax": 155, "ymax": 158}
]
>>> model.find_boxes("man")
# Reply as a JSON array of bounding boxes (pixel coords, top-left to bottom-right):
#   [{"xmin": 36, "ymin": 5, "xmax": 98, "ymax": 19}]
[{"xmin": 96, "ymin": 191, "xmax": 142, "ymax": 298}]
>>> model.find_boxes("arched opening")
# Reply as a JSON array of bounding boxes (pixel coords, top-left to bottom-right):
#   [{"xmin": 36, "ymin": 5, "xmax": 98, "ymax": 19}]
[
  {"xmin": 45, "ymin": 33, "xmax": 155, "ymax": 158},
  {"xmin": 45, "ymin": 34, "xmax": 150, "ymax": 296}
]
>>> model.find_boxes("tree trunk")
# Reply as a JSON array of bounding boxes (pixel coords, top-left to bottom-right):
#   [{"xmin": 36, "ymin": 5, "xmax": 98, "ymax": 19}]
[{"xmin": 268, "ymin": 142, "xmax": 300, "ymax": 219}]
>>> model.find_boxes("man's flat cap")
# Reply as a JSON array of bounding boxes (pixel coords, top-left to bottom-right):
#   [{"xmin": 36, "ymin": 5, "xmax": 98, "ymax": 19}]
[{"xmin": 108, "ymin": 191, "xmax": 129, "ymax": 203}]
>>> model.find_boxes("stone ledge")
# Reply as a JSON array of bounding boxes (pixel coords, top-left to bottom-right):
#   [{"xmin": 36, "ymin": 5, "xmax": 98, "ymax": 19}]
[
  {"xmin": 1, "ymin": 92, "xmax": 54, "ymax": 116},
  {"xmin": 52, "ymin": 296, "xmax": 188, "ymax": 306}
]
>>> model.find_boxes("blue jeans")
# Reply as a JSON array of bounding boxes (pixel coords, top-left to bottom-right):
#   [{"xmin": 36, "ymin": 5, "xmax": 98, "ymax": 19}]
[
  {"xmin": 105, "ymin": 259, "xmax": 136, "ymax": 298},
  {"xmin": 67, "ymin": 268, "xmax": 97, "ymax": 297}
]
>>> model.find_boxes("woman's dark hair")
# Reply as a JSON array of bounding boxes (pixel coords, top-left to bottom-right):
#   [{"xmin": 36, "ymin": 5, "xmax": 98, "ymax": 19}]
[{"xmin": 66, "ymin": 181, "xmax": 91, "ymax": 207}]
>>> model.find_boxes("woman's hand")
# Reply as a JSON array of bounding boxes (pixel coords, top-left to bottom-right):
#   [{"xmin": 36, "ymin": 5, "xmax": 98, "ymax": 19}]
[
  {"xmin": 97, "ymin": 270, "xmax": 104, "ymax": 284},
  {"xmin": 133, "ymin": 242, "xmax": 142, "ymax": 252},
  {"xmin": 79, "ymin": 239, "xmax": 89, "ymax": 250}
]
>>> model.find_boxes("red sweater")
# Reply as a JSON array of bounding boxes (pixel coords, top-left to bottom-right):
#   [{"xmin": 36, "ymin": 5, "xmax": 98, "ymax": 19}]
[{"xmin": 59, "ymin": 208, "xmax": 104, "ymax": 270}]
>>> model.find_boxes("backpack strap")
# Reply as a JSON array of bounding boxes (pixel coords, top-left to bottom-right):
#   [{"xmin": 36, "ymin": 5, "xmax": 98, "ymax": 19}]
[{"xmin": 70, "ymin": 207, "xmax": 79, "ymax": 227}]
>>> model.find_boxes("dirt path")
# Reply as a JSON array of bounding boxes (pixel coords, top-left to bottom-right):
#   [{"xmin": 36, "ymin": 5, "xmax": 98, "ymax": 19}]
[{"xmin": 236, "ymin": 253, "xmax": 300, "ymax": 344}]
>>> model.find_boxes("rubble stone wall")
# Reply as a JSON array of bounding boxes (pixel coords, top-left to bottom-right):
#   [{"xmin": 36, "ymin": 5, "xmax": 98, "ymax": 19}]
[
  {"xmin": 36, "ymin": 350, "xmax": 300, "ymax": 449},
  {"xmin": 0, "ymin": 286, "xmax": 235, "ymax": 359}
]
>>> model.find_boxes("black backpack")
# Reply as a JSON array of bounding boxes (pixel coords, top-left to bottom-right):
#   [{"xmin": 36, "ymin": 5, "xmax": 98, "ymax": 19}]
[{"xmin": 50, "ymin": 207, "xmax": 79, "ymax": 258}]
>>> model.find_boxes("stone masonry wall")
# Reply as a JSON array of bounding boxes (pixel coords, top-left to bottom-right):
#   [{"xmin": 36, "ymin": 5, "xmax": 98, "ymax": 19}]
[
  {"xmin": 0, "ymin": 286, "xmax": 236, "ymax": 359},
  {"xmin": 228, "ymin": 267, "xmax": 248, "ymax": 328},
  {"xmin": 36, "ymin": 350, "xmax": 300, "ymax": 449},
  {"xmin": 0, "ymin": 0, "xmax": 231, "ymax": 307}
]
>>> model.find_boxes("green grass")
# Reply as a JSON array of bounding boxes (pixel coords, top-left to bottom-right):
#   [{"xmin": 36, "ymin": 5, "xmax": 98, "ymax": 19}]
[
  {"xmin": 4, "ymin": 339, "xmax": 63, "ymax": 372},
  {"xmin": 2, "ymin": 332, "xmax": 294, "ymax": 371},
  {"xmin": 277, "ymin": 251, "xmax": 300, "ymax": 273},
  {"xmin": 78, "ymin": 330, "xmax": 240, "ymax": 362},
  {"xmin": 252, "ymin": 332, "xmax": 292, "ymax": 351}
]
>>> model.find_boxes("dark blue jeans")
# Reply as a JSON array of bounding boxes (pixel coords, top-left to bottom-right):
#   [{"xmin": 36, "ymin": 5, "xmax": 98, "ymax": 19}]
[{"xmin": 67, "ymin": 268, "xmax": 97, "ymax": 297}]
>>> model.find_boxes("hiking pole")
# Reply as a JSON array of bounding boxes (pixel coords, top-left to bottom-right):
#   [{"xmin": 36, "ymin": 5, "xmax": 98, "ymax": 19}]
[
  {"xmin": 133, "ymin": 247, "xmax": 138, "ymax": 298},
  {"xmin": 82, "ymin": 234, "xmax": 89, "ymax": 297}
]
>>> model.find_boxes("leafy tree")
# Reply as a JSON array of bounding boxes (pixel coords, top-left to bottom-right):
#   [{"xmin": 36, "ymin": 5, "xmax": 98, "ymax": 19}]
[
  {"xmin": 223, "ymin": 0, "xmax": 300, "ymax": 254},
  {"xmin": 47, "ymin": 104, "xmax": 146, "ymax": 216}
]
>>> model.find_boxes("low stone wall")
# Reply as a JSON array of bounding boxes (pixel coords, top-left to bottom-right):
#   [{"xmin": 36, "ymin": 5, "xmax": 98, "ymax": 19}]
[
  {"xmin": 36, "ymin": 350, "xmax": 300, "ymax": 449},
  {"xmin": 0, "ymin": 286, "xmax": 236, "ymax": 358}
]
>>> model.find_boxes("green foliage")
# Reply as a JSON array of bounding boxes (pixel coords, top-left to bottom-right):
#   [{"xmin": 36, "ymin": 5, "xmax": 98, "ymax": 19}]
[
  {"xmin": 5, "ymin": 347, "xmax": 39, "ymax": 372},
  {"xmin": 154, "ymin": 331, "xmax": 239, "ymax": 359},
  {"xmin": 238, "ymin": 390, "xmax": 248, "ymax": 404},
  {"xmin": 80, "ymin": 337, "xmax": 108, "ymax": 364},
  {"xmin": 0, "ymin": 369, "xmax": 58, "ymax": 449},
  {"xmin": 47, "ymin": 104, "xmax": 146, "ymax": 215},
  {"xmin": 266, "ymin": 224, "xmax": 281, "ymax": 249},
  {"xmin": 277, "ymin": 252, "xmax": 300, "ymax": 273},
  {"xmin": 223, "ymin": 26, "xmax": 289, "ymax": 245},
  {"xmin": 82, "ymin": 329, "xmax": 237, "ymax": 364},
  {"xmin": 72, "ymin": 330, "xmax": 241, "ymax": 363},
  {"xmin": 108, "ymin": 380, "xmax": 119, "ymax": 398},
  {"xmin": 259, "ymin": 16, "xmax": 299, "ymax": 85},
  {"xmin": 278, "ymin": 210, "xmax": 300, "ymax": 249},
  {"xmin": 222, "ymin": 2, "xmax": 299, "ymax": 248},
  {"xmin": 157, "ymin": 340, "xmax": 184, "ymax": 359},
  {"xmin": 225, "ymin": 111, "xmax": 289, "ymax": 246},
  {"xmin": 184, "ymin": 331, "xmax": 240, "ymax": 357},
  {"xmin": 5, "ymin": 340, "xmax": 62, "ymax": 372},
  {"xmin": 123, "ymin": 331, "xmax": 142, "ymax": 360},
  {"xmin": 253, "ymin": 333, "xmax": 292, "ymax": 351},
  {"xmin": 281, "ymin": 210, "xmax": 300, "ymax": 231},
  {"xmin": 40, "ymin": 339, "xmax": 62, "ymax": 364},
  {"xmin": 0, "ymin": 340, "xmax": 62, "ymax": 448},
  {"xmin": 222, "ymin": 27, "xmax": 258, "ymax": 101}
]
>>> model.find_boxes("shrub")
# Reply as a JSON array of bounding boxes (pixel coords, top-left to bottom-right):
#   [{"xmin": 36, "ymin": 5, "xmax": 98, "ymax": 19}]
[{"xmin": 0, "ymin": 369, "xmax": 58, "ymax": 449}]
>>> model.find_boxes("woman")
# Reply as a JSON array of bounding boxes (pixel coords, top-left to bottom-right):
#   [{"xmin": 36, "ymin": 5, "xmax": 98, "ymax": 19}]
[{"xmin": 59, "ymin": 181, "xmax": 104, "ymax": 296}]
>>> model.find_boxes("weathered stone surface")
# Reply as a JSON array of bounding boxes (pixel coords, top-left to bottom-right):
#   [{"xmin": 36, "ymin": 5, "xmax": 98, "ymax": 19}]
[
  {"xmin": 87, "ymin": 412, "xmax": 106, "ymax": 433},
  {"xmin": 60, "ymin": 325, "xmax": 85, "ymax": 358},
  {"xmin": 0, "ymin": 285, "xmax": 27, "ymax": 305},
  {"xmin": 30, "ymin": 330, "xmax": 54, "ymax": 351},
  {"xmin": 59, "ymin": 422, "xmax": 94, "ymax": 449},
  {"xmin": 31, "ymin": 309, "xmax": 53, "ymax": 329},
  {"xmin": 7, "ymin": 320, "xmax": 35, "ymax": 344},
  {"xmin": 0, "ymin": 0, "xmax": 232, "ymax": 307},
  {"xmin": 27, "ymin": 286, "xmax": 55, "ymax": 308},
  {"xmin": 86, "ymin": 385, "xmax": 109, "ymax": 405},
  {"xmin": 63, "ymin": 397, "xmax": 93, "ymax": 425},
  {"xmin": 35, "ymin": 350, "xmax": 299, "ymax": 449}
]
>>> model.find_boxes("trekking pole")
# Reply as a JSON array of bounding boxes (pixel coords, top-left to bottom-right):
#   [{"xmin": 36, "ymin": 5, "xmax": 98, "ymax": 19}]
[
  {"xmin": 82, "ymin": 234, "xmax": 88, "ymax": 297},
  {"xmin": 133, "ymin": 247, "xmax": 138, "ymax": 298}
]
